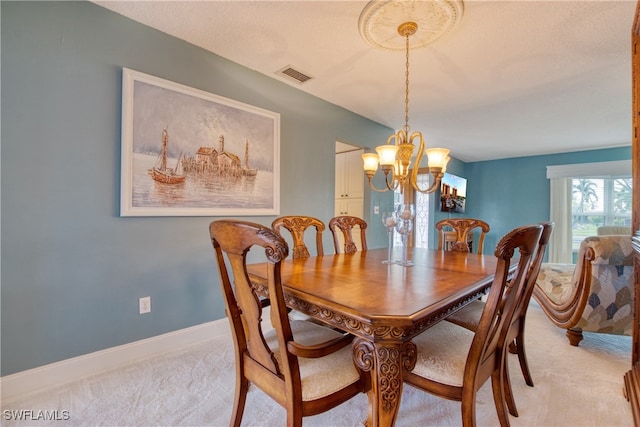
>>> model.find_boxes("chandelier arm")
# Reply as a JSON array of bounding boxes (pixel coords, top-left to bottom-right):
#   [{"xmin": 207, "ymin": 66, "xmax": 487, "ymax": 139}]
[
  {"xmin": 411, "ymin": 173, "xmax": 442, "ymax": 194},
  {"xmin": 386, "ymin": 175, "xmax": 401, "ymax": 191},
  {"xmin": 410, "ymin": 131, "xmax": 426, "ymax": 186},
  {"xmin": 409, "ymin": 131, "xmax": 444, "ymax": 194},
  {"xmin": 365, "ymin": 174, "xmax": 399, "ymax": 193}
]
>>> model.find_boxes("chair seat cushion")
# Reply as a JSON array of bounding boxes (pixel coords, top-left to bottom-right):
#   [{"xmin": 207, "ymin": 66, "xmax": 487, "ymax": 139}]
[
  {"xmin": 411, "ymin": 320, "xmax": 475, "ymax": 387},
  {"xmin": 265, "ymin": 320, "xmax": 361, "ymax": 401},
  {"xmin": 535, "ymin": 263, "xmax": 576, "ymax": 306},
  {"xmin": 445, "ymin": 300, "xmax": 484, "ymax": 331}
]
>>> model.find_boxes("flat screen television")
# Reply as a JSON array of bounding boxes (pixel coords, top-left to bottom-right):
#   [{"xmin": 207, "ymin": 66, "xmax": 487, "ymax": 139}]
[{"xmin": 440, "ymin": 173, "xmax": 467, "ymax": 213}]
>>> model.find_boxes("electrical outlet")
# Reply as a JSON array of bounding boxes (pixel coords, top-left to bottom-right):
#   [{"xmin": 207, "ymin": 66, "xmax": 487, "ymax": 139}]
[
  {"xmin": 139, "ymin": 296, "xmax": 151, "ymax": 314},
  {"xmin": 374, "ymin": 205, "xmax": 380, "ymax": 214}
]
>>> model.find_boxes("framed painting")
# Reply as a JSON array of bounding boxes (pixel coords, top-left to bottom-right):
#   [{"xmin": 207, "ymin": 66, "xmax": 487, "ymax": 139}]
[{"xmin": 120, "ymin": 68, "xmax": 280, "ymax": 216}]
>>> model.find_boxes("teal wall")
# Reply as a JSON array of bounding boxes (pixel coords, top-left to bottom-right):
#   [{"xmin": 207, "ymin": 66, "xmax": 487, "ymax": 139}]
[
  {"xmin": 1, "ymin": 1, "xmax": 632, "ymax": 377},
  {"xmin": 454, "ymin": 147, "xmax": 632, "ymax": 253},
  {"xmin": 1, "ymin": 1, "xmax": 392, "ymax": 376}
]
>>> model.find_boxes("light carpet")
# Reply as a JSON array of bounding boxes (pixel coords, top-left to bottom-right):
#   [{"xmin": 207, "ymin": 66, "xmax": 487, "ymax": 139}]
[{"xmin": 2, "ymin": 302, "xmax": 633, "ymax": 426}]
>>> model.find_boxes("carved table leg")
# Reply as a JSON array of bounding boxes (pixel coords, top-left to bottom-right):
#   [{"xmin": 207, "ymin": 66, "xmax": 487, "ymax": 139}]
[{"xmin": 353, "ymin": 338, "xmax": 416, "ymax": 427}]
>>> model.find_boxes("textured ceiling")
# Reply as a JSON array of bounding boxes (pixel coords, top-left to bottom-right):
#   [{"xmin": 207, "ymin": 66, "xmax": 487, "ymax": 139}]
[{"xmin": 94, "ymin": 0, "xmax": 636, "ymax": 162}]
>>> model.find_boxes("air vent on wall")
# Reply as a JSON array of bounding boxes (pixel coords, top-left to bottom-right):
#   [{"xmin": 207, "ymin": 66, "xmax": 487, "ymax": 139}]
[{"xmin": 276, "ymin": 66, "xmax": 313, "ymax": 84}]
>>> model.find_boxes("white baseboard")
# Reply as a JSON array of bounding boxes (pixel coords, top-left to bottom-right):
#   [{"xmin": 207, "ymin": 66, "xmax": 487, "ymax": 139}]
[{"xmin": 1, "ymin": 319, "xmax": 230, "ymax": 403}]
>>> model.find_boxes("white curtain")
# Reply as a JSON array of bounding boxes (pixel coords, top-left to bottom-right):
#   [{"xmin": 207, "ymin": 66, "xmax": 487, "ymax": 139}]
[{"xmin": 548, "ymin": 177, "xmax": 573, "ymax": 263}]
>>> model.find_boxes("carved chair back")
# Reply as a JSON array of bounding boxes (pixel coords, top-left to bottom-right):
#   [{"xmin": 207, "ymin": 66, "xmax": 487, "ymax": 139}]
[
  {"xmin": 328, "ymin": 215, "xmax": 368, "ymax": 254},
  {"xmin": 465, "ymin": 224, "xmax": 541, "ymax": 387},
  {"xmin": 272, "ymin": 215, "xmax": 325, "ymax": 259},
  {"xmin": 502, "ymin": 221, "xmax": 554, "ymax": 408},
  {"xmin": 435, "ymin": 218, "xmax": 490, "ymax": 253},
  {"xmin": 512, "ymin": 222, "xmax": 555, "ymax": 333}
]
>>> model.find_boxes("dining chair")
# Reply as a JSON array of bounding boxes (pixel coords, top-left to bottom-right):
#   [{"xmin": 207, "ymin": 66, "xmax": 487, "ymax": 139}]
[
  {"xmin": 403, "ymin": 223, "xmax": 543, "ymax": 427},
  {"xmin": 435, "ymin": 218, "xmax": 490, "ymax": 253},
  {"xmin": 272, "ymin": 215, "xmax": 326, "ymax": 321},
  {"xmin": 445, "ymin": 221, "xmax": 554, "ymax": 416},
  {"xmin": 272, "ymin": 215, "xmax": 325, "ymax": 259},
  {"xmin": 328, "ymin": 215, "xmax": 368, "ymax": 254},
  {"xmin": 209, "ymin": 219, "xmax": 367, "ymax": 427}
]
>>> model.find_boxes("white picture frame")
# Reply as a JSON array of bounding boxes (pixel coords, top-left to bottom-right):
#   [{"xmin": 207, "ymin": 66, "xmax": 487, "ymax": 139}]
[{"xmin": 120, "ymin": 68, "xmax": 280, "ymax": 217}]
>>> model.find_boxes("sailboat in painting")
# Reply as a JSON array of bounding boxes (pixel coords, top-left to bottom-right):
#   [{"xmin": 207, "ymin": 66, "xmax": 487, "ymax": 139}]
[
  {"xmin": 150, "ymin": 129, "xmax": 185, "ymax": 184},
  {"xmin": 242, "ymin": 139, "xmax": 257, "ymax": 176}
]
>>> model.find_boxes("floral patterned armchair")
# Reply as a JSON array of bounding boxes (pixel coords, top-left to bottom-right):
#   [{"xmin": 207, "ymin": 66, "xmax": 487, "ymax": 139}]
[{"xmin": 532, "ymin": 235, "xmax": 633, "ymax": 346}]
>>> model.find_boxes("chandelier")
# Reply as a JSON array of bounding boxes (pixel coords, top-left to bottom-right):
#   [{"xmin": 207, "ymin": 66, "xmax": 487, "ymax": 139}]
[{"xmin": 359, "ymin": 1, "xmax": 463, "ymax": 194}]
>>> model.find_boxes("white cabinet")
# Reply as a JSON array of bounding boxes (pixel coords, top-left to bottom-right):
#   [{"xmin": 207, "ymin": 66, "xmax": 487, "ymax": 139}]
[
  {"xmin": 335, "ymin": 148, "xmax": 364, "ymax": 251},
  {"xmin": 335, "ymin": 149, "xmax": 364, "ymax": 200},
  {"xmin": 335, "ymin": 198, "xmax": 364, "ymax": 217}
]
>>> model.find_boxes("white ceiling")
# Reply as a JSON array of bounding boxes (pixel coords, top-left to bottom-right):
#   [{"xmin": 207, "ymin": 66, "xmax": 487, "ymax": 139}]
[{"xmin": 94, "ymin": 0, "xmax": 637, "ymax": 162}]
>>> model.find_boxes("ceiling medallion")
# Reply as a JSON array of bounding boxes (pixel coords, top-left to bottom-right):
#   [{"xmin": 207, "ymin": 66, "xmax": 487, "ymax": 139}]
[{"xmin": 358, "ymin": 0, "xmax": 464, "ymax": 50}]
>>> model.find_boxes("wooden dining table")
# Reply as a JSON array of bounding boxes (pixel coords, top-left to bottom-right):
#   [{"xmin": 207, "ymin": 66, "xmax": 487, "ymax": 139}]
[{"xmin": 246, "ymin": 247, "xmax": 508, "ymax": 427}]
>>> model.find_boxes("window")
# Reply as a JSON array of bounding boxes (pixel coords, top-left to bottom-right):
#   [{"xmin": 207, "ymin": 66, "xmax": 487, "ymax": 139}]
[
  {"xmin": 394, "ymin": 171, "xmax": 430, "ymax": 248},
  {"xmin": 413, "ymin": 174, "xmax": 430, "ymax": 248},
  {"xmin": 571, "ymin": 177, "xmax": 632, "ymax": 251},
  {"xmin": 547, "ymin": 160, "xmax": 631, "ymax": 263}
]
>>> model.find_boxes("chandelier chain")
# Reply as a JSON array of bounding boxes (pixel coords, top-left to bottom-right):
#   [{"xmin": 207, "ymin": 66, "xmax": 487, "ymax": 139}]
[{"xmin": 404, "ymin": 32, "xmax": 410, "ymax": 134}]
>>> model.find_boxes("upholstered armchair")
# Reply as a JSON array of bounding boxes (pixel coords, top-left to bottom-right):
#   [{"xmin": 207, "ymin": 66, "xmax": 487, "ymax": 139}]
[
  {"xmin": 532, "ymin": 235, "xmax": 633, "ymax": 346},
  {"xmin": 597, "ymin": 225, "xmax": 631, "ymax": 235}
]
